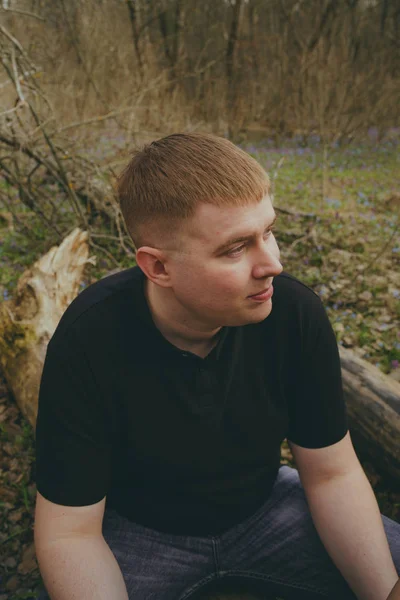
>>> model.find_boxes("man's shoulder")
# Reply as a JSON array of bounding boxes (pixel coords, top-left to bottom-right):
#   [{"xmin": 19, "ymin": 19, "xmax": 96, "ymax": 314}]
[
  {"xmin": 50, "ymin": 265, "xmax": 144, "ymax": 344},
  {"xmin": 272, "ymin": 271, "xmax": 322, "ymax": 307},
  {"xmin": 268, "ymin": 271, "xmax": 333, "ymax": 351},
  {"xmin": 257, "ymin": 271, "xmax": 327, "ymax": 343}
]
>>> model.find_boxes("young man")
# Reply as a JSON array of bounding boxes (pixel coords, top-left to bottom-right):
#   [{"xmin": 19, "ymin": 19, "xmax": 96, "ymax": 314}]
[{"xmin": 34, "ymin": 133, "xmax": 400, "ymax": 600}]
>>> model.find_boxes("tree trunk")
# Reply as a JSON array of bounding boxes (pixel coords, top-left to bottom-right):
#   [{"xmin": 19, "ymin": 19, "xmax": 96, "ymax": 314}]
[
  {"xmin": 339, "ymin": 346, "xmax": 400, "ymax": 481},
  {"xmin": 127, "ymin": 0, "xmax": 144, "ymax": 80},
  {"xmin": 0, "ymin": 228, "xmax": 93, "ymax": 429},
  {"xmin": 226, "ymin": 0, "xmax": 244, "ymax": 139}
]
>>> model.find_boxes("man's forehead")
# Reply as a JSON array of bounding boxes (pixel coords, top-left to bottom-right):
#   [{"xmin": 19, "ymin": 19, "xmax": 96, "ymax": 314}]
[{"xmin": 185, "ymin": 196, "xmax": 274, "ymax": 243}]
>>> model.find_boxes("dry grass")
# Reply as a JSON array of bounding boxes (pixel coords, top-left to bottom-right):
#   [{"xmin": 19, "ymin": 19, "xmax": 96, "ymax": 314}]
[{"xmin": 1, "ymin": 0, "xmax": 399, "ymax": 140}]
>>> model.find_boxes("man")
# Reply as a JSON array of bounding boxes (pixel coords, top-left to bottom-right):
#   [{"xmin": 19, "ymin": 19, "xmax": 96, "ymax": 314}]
[{"xmin": 34, "ymin": 133, "xmax": 400, "ymax": 600}]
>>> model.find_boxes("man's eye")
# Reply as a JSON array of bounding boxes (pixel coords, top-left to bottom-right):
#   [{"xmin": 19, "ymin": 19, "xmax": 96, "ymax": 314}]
[
  {"xmin": 227, "ymin": 245, "xmax": 245, "ymax": 257},
  {"xmin": 226, "ymin": 228, "xmax": 275, "ymax": 257}
]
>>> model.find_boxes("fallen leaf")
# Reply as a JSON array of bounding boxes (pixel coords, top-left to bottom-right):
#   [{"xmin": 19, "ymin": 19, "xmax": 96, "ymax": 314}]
[
  {"xmin": 5, "ymin": 575, "xmax": 18, "ymax": 591},
  {"xmin": 358, "ymin": 291, "xmax": 373, "ymax": 302},
  {"xmin": 4, "ymin": 556, "xmax": 17, "ymax": 568},
  {"xmin": 9, "ymin": 508, "xmax": 24, "ymax": 523},
  {"xmin": 17, "ymin": 542, "xmax": 37, "ymax": 575}
]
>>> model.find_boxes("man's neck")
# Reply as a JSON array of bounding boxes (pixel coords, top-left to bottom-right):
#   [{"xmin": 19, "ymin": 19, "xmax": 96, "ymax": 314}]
[{"xmin": 144, "ymin": 279, "xmax": 222, "ymax": 357}]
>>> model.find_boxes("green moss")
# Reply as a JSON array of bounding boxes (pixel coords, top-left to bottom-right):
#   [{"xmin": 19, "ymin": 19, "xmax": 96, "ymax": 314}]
[{"xmin": 0, "ymin": 306, "xmax": 37, "ymax": 366}]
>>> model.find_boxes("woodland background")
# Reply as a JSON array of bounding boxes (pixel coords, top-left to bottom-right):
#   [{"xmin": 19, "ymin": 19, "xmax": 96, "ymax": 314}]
[{"xmin": 0, "ymin": 0, "xmax": 399, "ymax": 598}]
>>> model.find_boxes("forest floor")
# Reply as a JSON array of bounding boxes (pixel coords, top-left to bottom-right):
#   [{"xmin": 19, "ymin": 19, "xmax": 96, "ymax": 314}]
[{"xmin": 0, "ymin": 132, "xmax": 399, "ymax": 599}]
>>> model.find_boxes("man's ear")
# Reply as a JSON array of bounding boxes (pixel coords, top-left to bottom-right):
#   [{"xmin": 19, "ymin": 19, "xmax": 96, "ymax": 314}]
[{"xmin": 135, "ymin": 247, "xmax": 172, "ymax": 287}]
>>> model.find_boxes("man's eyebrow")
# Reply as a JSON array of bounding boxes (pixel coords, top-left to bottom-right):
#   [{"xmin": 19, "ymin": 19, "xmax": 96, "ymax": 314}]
[{"xmin": 214, "ymin": 213, "xmax": 278, "ymax": 254}]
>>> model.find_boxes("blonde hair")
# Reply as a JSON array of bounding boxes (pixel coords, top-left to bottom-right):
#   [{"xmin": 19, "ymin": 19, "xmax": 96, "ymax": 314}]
[{"xmin": 118, "ymin": 132, "xmax": 270, "ymax": 249}]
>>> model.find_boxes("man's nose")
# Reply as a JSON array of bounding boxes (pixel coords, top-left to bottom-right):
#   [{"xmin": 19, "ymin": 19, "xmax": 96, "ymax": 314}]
[{"xmin": 252, "ymin": 244, "xmax": 283, "ymax": 279}]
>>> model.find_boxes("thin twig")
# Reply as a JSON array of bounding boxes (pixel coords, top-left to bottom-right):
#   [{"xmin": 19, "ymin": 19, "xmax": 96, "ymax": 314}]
[
  {"xmin": 286, "ymin": 226, "xmax": 318, "ymax": 257},
  {"xmin": 0, "ymin": 7, "xmax": 45, "ymax": 21},
  {"xmin": 10, "ymin": 46, "xmax": 25, "ymax": 103},
  {"xmin": 274, "ymin": 205, "xmax": 318, "ymax": 219},
  {"xmin": 0, "ymin": 104, "xmax": 25, "ymax": 118},
  {"xmin": 26, "ymin": 102, "xmax": 88, "ymax": 229},
  {"xmin": 1, "ymin": 157, "xmax": 63, "ymax": 237},
  {"xmin": 88, "ymin": 238, "xmax": 122, "ymax": 268},
  {"xmin": 0, "ymin": 190, "xmax": 39, "ymax": 238},
  {"xmin": 56, "ymin": 107, "xmax": 144, "ymax": 134},
  {"xmin": 0, "ymin": 133, "xmax": 72, "ymax": 192},
  {"xmin": 0, "ymin": 69, "xmax": 39, "ymax": 90},
  {"xmin": 114, "ymin": 205, "xmax": 136, "ymax": 256},
  {"xmin": 28, "ymin": 116, "xmax": 56, "ymax": 140},
  {"xmin": 0, "ymin": 25, "xmax": 25, "ymax": 54},
  {"xmin": 360, "ymin": 223, "xmax": 399, "ymax": 276}
]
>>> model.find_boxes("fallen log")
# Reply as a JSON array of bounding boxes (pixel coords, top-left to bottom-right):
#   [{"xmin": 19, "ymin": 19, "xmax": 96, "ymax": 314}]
[
  {"xmin": 0, "ymin": 231, "xmax": 399, "ymax": 482},
  {"xmin": 0, "ymin": 228, "xmax": 94, "ymax": 428},
  {"xmin": 339, "ymin": 345, "xmax": 400, "ymax": 481}
]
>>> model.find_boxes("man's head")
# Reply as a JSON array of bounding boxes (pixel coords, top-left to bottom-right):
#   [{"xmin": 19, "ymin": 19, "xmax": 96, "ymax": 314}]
[
  {"xmin": 118, "ymin": 133, "xmax": 283, "ymax": 330},
  {"xmin": 118, "ymin": 132, "xmax": 270, "ymax": 250}
]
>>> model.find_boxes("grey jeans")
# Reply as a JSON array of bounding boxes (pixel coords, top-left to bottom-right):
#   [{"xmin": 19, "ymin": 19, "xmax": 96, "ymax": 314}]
[{"xmin": 37, "ymin": 466, "xmax": 400, "ymax": 599}]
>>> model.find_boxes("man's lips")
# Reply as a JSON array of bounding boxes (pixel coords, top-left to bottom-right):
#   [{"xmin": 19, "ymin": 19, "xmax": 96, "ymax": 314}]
[{"xmin": 248, "ymin": 286, "xmax": 272, "ymax": 298}]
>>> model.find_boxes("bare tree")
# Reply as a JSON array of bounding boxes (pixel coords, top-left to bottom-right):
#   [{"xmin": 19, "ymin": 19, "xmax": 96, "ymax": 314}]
[
  {"xmin": 226, "ymin": 0, "xmax": 244, "ymax": 137},
  {"xmin": 126, "ymin": 0, "xmax": 144, "ymax": 80}
]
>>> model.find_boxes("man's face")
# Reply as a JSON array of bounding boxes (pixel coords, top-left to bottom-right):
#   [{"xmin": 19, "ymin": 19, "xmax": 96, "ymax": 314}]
[{"xmin": 165, "ymin": 195, "xmax": 283, "ymax": 328}]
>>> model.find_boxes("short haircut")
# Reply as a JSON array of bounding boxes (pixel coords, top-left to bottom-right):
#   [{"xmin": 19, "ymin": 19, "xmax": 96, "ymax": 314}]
[{"xmin": 118, "ymin": 132, "xmax": 270, "ymax": 249}]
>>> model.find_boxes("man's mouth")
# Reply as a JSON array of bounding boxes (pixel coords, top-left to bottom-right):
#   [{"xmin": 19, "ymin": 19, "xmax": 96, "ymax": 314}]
[{"xmin": 248, "ymin": 285, "xmax": 274, "ymax": 301}]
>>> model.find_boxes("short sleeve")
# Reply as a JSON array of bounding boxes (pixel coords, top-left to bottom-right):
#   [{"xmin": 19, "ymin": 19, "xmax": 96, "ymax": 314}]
[
  {"xmin": 286, "ymin": 291, "xmax": 348, "ymax": 449},
  {"xmin": 35, "ymin": 327, "xmax": 112, "ymax": 506}
]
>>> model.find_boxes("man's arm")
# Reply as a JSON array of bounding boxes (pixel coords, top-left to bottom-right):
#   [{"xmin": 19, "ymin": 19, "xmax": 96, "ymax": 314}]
[
  {"xmin": 289, "ymin": 432, "xmax": 399, "ymax": 600},
  {"xmin": 386, "ymin": 578, "xmax": 400, "ymax": 600},
  {"xmin": 34, "ymin": 492, "xmax": 129, "ymax": 600}
]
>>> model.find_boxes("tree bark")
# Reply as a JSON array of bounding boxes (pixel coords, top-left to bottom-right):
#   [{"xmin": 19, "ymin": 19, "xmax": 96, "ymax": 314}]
[
  {"xmin": 0, "ymin": 228, "xmax": 93, "ymax": 429},
  {"xmin": 339, "ymin": 345, "xmax": 400, "ymax": 481}
]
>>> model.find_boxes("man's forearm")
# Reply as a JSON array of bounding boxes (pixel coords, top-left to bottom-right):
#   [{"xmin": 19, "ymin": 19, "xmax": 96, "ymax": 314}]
[
  {"xmin": 303, "ymin": 468, "xmax": 398, "ymax": 600},
  {"xmin": 35, "ymin": 535, "xmax": 129, "ymax": 600}
]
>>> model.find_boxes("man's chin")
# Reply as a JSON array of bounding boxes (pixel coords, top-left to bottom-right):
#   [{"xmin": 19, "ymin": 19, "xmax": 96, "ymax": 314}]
[
  {"xmin": 247, "ymin": 301, "xmax": 273, "ymax": 323},
  {"xmin": 225, "ymin": 299, "xmax": 273, "ymax": 327}
]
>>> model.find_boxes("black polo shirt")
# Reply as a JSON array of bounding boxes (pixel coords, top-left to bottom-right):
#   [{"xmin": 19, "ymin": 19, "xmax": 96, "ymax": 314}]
[{"xmin": 35, "ymin": 267, "xmax": 348, "ymax": 536}]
